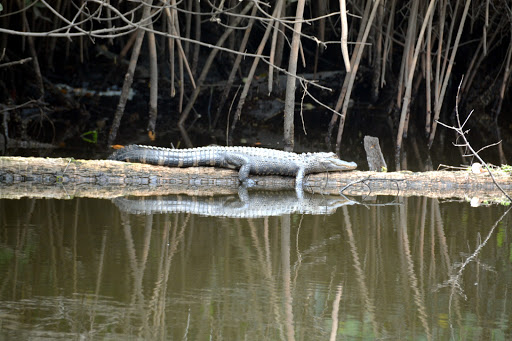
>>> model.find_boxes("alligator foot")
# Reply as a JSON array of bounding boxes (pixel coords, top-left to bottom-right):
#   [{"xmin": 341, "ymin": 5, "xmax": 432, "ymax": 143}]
[
  {"xmin": 237, "ymin": 186, "xmax": 250, "ymax": 203},
  {"xmin": 241, "ymin": 178, "xmax": 256, "ymax": 188},
  {"xmin": 295, "ymin": 186, "xmax": 305, "ymax": 201}
]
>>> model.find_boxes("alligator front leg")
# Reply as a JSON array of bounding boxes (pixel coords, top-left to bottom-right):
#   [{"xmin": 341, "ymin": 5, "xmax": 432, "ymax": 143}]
[{"xmin": 295, "ymin": 167, "xmax": 305, "ymax": 200}]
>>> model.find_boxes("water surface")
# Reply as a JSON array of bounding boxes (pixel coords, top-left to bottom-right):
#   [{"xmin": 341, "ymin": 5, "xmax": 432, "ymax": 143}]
[{"xmin": 0, "ymin": 196, "xmax": 510, "ymax": 340}]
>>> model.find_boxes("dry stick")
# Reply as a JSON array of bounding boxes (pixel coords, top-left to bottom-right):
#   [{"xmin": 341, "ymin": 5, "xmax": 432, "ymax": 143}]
[
  {"xmin": 178, "ymin": 1, "xmax": 254, "ymax": 136},
  {"xmin": 46, "ymin": 0, "xmax": 63, "ymax": 70},
  {"xmin": 40, "ymin": 0, "xmax": 91, "ymax": 37},
  {"xmin": 119, "ymin": 31, "xmax": 138, "ymax": 59},
  {"xmin": 165, "ymin": 2, "xmax": 195, "ymax": 113},
  {"xmin": 171, "ymin": 4, "xmax": 187, "ymax": 113},
  {"xmin": 0, "ymin": 3, "xmax": 10, "ymax": 62},
  {"xmin": 339, "ymin": 0, "xmax": 351, "ymax": 73},
  {"xmin": 213, "ymin": 5, "xmax": 259, "ymax": 129},
  {"xmin": 229, "ymin": 3, "xmax": 279, "ymax": 136},
  {"xmin": 283, "ymin": 0, "xmax": 307, "ymax": 152},
  {"xmin": 298, "ymin": 34, "xmax": 306, "ymax": 68},
  {"xmin": 298, "ymin": 79, "xmax": 339, "ymax": 116},
  {"xmin": 428, "ymin": 0, "xmax": 471, "ymax": 148},
  {"xmin": 147, "ymin": 22, "xmax": 158, "ymax": 138},
  {"xmin": 397, "ymin": 0, "xmax": 419, "ymax": 111},
  {"xmin": 395, "ymin": 46, "xmax": 406, "ymax": 110},
  {"xmin": 395, "ymin": 0, "xmax": 436, "ymax": 166},
  {"xmin": 0, "ymin": 57, "xmax": 32, "ymax": 68},
  {"xmin": 191, "ymin": 0, "xmax": 201, "ymax": 75},
  {"xmin": 273, "ymin": 0, "xmax": 286, "ymax": 70},
  {"xmin": 167, "ymin": 3, "xmax": 176, "ymax": 99},
  {"xmin": 433, "ymin": 0, "xmax": 447, "ymax": 129},
  {"xmin": 268, "ymin": 0, "xmax": 284, "ymax": 94},
  {"xmin": 439, "ymin": 0, "xmax": 461, "ymax": 88},
  {"xmin": 404, "ymin": 71, "xmax": 424, "ymax": 139},
  {"xmin": 79, "ymin": 4, "xmax": 84, "ymax": 64},
  {"xmin": 436, "ymin": 81, "xmax": 512, "ymax": 202},
  {"xmin": 225, "ymin": 85, "xmax": 241, "ymax": 145},
  {"xmin": 167, "ymin": 4, "xmax": 197, "ymax": 94},
  {"xmin": 177, "ymin": 43, "xmax": 185, "ymax": 114},
  {"xmin": 226, "ymin": 0, "xmax": 237, "ymax": 53},
  {"xmin": 425, "ymin": 10, "xmax": 433, "ymax": 137},
  {"xmin": 108, "ymin": 0, "xmax": 153, "ymax": 146},
  {"xmin": 380, "ymin": 0, "xmax": 396, "ymax": 88},
  {"xmin": 460, "ymin": 15, "xmax": 500, "ymax": 96},
  {"xmin": 17, "ymin": 0, "xmax": 44, "ymax": 99},
  {"xmin": 493, "ymin": 42, "xmax": 512, "ymax": 164},
  {"xmin": 484, "ymin": 0, "xmax": 489, "ymax": 56},
  {"xmin": 105, "ymin": 0, "xmax": 113, "ymax": 46},
  {"xmin": 459, "ymin": 36, "xmax": 484, "ymax": 95},
  {"xmin": 313, "ymin": 0, "xmax": 326, "ymax": 76},
  {"xmin": 370, "ymin": 2, "xmax": 383, "ymax": 102},
  {"xmin": 495, "ymin": 41, "xmax": 512, "ymax": 122},
  {"xmin": 1, "ymin": 7, "xmax": 276, "ymax": 60},
  {"xmin": 327, "ymin": 0, "xmax": 371, "ymax": 144},
  {"xmin": 334, "ymin": 0, "xmax": 381, "ymax": 154},
  {"xmin": 184, "ymin": 0, "xmax": 192, "ymax": 56}
]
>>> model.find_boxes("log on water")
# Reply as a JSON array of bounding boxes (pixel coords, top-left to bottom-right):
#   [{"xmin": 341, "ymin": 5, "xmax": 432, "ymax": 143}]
[{"xmin": 0, "ymin": 156, "xmax": 511, "ymax": 200}]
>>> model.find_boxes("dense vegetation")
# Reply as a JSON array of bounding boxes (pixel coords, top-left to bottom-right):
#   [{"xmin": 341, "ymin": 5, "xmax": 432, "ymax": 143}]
[{"xmin": 0, "ymin": 0, "xmax": 510, "ymax": 161}]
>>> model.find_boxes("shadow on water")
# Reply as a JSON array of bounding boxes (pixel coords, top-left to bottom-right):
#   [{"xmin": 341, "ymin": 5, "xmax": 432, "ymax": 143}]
[{"xmin": 0, "ymin": 195, "xmax": 511, "ymax": 340}]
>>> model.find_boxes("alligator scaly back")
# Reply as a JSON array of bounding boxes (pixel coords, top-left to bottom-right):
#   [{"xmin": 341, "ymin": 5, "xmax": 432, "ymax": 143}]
[{"xmin": 108, "ymin": 145, "xmax": 357, "ymax": 196}]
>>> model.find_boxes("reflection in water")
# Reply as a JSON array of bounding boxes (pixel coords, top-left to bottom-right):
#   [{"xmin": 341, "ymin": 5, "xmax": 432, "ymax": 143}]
[
  {"xmin": 396, "ymin": 199, "xmax": 430, "ymax": 339},
  {"xmin": 112, "ymin": 191, "xmax": 356, "ymax": 217},
  {"xmin": 342, "ymin": 205, "xmax": 380, "ymax": 338},
  {"xmin": 0, "ymin": 197, "xmax": 511, "ymax": 340}
]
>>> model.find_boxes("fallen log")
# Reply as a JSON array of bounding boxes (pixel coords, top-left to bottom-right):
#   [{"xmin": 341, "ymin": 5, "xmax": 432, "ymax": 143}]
[{"xmin": 0, "ymin": 156, "xmax": 511, "ymax": 201}]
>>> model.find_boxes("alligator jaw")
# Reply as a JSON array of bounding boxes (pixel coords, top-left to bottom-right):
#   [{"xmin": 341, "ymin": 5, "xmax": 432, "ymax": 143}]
[{"xmin": 330, "ymin": 159, "xmax": 357, "ymax": 171}]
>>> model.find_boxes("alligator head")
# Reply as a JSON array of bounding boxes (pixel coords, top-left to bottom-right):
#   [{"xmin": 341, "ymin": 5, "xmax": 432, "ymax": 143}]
[{"xmin": 304, "ymin": 152, "xmax": 357, "ymax": 173}]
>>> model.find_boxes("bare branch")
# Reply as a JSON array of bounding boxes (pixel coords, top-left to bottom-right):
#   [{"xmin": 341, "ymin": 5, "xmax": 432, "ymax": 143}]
[{"xmin": 436, "ymin": 79, "xmax": 512, "ymax": 202}]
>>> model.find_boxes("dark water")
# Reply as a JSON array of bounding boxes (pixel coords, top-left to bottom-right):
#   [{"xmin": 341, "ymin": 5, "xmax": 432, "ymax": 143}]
[{"xmin": 0, "ymin": 196, "xmax": 511, "ymax": 340}]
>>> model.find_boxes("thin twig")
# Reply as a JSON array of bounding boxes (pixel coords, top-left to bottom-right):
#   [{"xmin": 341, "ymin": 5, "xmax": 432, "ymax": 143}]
[
  {"xmin": 0, "ymin": 56, "xmax": 32, "ymax": 68},
  {"xmin": 436, "ymin": 78, "xmax": 512, "ymax": 202}
]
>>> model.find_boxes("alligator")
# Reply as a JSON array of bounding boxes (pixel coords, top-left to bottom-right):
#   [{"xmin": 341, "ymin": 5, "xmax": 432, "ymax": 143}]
[
  {"xmin": 113, "ymin": 191, "xmax": 356, "ymax": 218},
  {"xmin": 108, "ymin": 145, "xmax": 357, "ymax": 196}
]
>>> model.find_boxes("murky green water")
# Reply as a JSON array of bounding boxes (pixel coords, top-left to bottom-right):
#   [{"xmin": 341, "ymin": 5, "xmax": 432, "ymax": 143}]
[{"xmin": 0, "ymin": 196, "xmax": 511, "ymax": 340}]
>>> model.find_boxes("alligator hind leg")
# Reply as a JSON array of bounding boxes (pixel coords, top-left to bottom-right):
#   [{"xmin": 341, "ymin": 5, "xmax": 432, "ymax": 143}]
[{"xmin": 226, "ymin": 154, "xmax": 255, "ymax": 187}]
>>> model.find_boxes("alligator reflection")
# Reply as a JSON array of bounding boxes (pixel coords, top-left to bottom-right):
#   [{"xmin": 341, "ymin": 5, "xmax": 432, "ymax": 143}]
[{"xmin": 113, "ymin": 190, "xmax": 356, "ymax": 217}]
